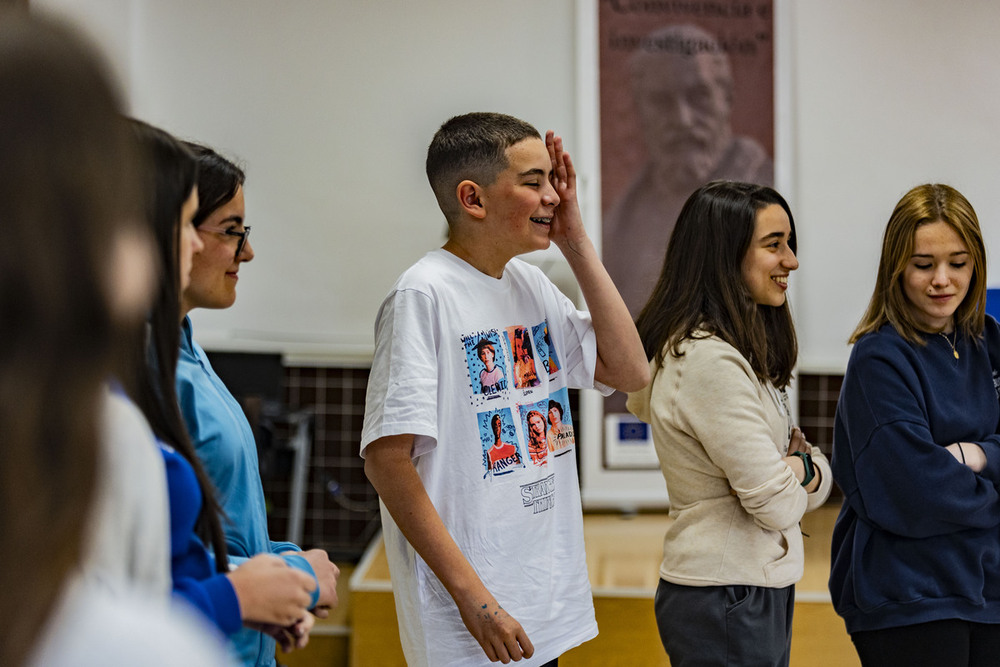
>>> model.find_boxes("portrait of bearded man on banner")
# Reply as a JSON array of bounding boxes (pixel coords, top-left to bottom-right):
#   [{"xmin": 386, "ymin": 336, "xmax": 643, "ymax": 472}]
[{"xmin": 604, "ymin": 23, "xmax": 773, "ymax": 321}]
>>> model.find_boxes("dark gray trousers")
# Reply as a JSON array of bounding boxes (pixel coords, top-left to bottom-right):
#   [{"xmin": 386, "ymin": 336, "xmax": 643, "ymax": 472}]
[{"xmin": 654, "ymin": 578, "xmax": 794, "ymax": 667}]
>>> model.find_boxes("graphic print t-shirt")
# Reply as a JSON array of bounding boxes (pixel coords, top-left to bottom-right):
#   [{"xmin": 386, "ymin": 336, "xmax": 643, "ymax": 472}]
[{"xmin": 360, "ymin": 250, "xmax": 606, "ymax": 667}]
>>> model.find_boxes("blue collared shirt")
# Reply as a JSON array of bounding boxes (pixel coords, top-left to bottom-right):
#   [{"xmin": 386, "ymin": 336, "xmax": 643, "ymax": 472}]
[{"xmin": 176, "ymin": 316, "xmax": 317, "ymax": 666}]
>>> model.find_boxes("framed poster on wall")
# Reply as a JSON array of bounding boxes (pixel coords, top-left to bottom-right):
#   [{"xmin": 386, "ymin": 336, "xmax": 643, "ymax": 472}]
[
  {"xmin": 577, "ymin": 0, "xmax": 780, "ymax": 507},
  {"xmin": 600, "ymin": 0, "xmax": 775, "ymax": 466}
]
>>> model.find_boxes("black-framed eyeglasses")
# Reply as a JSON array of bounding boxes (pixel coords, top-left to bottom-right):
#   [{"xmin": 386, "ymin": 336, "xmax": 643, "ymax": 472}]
[
  {"xmin": 225, "ymin": 226, "xmax": 251, "ymax": 259},
  {"xmin": 202, "ymin": 226, "xmax": 252, "ymax": 260}
]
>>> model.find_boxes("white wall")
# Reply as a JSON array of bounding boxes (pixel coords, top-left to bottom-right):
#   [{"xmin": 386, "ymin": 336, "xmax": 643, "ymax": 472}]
[
  {"xmin": 35, "ymin": 0, "xmax": 580, "ymax": 363},
  {"xmin": 788, "ymin": 0, "xmax": 1000, "ymax": 371},
  {"xmin": 34, "ymin": 0, "xmax": 1000, "ymax": 371}
]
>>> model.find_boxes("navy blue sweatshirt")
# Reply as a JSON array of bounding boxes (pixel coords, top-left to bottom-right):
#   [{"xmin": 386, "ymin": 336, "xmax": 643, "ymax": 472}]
[{"xmin": 829, "ymin": 317, "xmax": 1000, "ymax": 634}]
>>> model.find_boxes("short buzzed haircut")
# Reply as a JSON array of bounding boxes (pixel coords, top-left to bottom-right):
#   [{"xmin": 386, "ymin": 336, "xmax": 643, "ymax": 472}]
[{"xmin": 426, "ymin": 112, "xmax": 540, "ymax": 224}]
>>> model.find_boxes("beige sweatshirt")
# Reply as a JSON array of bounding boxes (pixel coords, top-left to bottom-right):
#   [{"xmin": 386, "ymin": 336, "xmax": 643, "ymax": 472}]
[{"xmin": 627, "ymin": 335, "xmax": 832, "ymax": 588}]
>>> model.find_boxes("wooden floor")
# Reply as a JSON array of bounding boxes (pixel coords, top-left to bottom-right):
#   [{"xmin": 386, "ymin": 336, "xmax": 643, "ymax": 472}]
[{"xmin": 339, "ymin": 502, "xmax": 859, "ymax": 667}]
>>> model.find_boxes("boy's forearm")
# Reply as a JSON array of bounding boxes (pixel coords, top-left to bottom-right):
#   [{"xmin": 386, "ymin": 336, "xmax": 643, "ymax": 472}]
[
  {"xmin": 558, "ymin": 235, "xmax": 650, "ymax": 392},
  {"xmin": 365, "ymin": 435, "xmax": 533, "ymax": 659},
  {"xmin": 364, "ymin": 437, "xmax": 490, "ymax": 608},
  {"xmin": 545, "ymin": 131, "xmax": 648, "ymax": 393}
]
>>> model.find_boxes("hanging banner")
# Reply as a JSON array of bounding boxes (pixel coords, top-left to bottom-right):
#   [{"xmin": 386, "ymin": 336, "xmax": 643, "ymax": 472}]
[{"xmin": 599, "ymin": 0, "xmax": 775, "ymax": 461}]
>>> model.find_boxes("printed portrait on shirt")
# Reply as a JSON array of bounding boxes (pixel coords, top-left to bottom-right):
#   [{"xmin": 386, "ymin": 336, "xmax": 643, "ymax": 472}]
[
  {"xmin": 545, "ymin": 387, "xmax": 575, "ymax": 456},
  {"xmin": 463, "ymin": 331, "xmax": 509, "ymax": 397},
  {"xmin": 505, "ymin": 325, "xmax": 540, "ymax": 389},
  {"xmin": 532, "ymin": 321, "xmax": 561, "ymax": 377},
  {"xmin": 479, "ymin": 408, "xmax": 524, "ymax": 477},
  {"xmin": 518, "ymin": 399, "xmax": 553, "ymax": 466}
]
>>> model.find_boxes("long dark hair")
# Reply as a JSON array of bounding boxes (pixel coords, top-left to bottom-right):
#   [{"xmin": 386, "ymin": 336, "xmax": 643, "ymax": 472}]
[
  {"xmin": 635, "ymin": 180, "xmax": 799, "ymax": 388},
  {"xmin": 130, "ymin": 120, "xmax": 229, "ymax": 572},
  {"xmin": 0, "ymin": 12, "xmax": 140, "ymax": 666},
  {"xmin": 184, "ymin": 141, "xmax": 245, "ymax": 228}
]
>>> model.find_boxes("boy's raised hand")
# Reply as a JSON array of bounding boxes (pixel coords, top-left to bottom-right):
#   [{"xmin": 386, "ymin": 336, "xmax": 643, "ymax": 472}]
[
  {"xmin": 545, "ymin": 131, "xmax": 588, "ymax": 252},
  {"xmin": 543, "ymin": 130, "xmax": 650, "ymax": 393}
]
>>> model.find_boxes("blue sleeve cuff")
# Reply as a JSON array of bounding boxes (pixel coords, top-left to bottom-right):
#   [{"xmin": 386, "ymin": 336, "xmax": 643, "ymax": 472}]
[
  {"xmin": 203, "ymin": 573, "xmax": 242, "ymax": 636},
  {"xmin": 280, "ymin": 552, "xmax": 320, "ymax": 609},
  {"xmin": 270, "ymin": 540, "xmax": 301, "ymax": 554},
  {"xmin": 172, "ymin": 573, "xmax": 242, "ymax": 637},
  {"xmin": 224, "ymin": 553, "xmax": 249, "ymax": 569}
]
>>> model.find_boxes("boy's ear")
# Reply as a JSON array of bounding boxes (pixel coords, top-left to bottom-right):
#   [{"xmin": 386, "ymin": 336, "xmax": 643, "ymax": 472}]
[{"xmin": 456, "ymin": 180, "xmax": 487, "ymax": 220}]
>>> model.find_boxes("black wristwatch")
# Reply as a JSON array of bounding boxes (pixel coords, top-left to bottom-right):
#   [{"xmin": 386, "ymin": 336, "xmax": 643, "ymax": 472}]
[{"xmin": 791, "ymin": 451, "xmax": 815, "ymax": 487}]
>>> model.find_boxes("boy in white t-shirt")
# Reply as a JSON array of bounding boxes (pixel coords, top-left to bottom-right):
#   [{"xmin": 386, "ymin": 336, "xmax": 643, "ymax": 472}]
[{"xmin": 361, "ymin": 112, "xmax": 648, "ymax": 667}]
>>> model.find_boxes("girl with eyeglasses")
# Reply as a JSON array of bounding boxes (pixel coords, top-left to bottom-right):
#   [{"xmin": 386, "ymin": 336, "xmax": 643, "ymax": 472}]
[
  {"xmin": 130, "ymin": 120, "xmax": 322, "ymax": 655},
  {"xmin": 176, "ymin": 143, "xmax": 340, "ymax": 667},
  {"xmin": 1, "ymin": 13, "xmax": 231, "ymax": 666}
]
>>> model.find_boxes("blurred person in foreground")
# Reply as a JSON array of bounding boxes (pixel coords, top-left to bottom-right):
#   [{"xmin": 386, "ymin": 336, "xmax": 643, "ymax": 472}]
[{"xmin": 0, "ymin": 10, "xmax": 231, "ymax": 666}]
